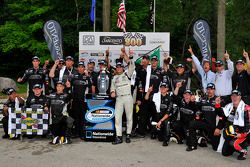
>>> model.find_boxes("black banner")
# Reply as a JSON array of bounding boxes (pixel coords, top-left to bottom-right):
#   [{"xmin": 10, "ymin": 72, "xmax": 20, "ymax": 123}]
[
  {"xmin": 193, "ymin": 19, "xmax": 211, "ymax": 62},
  {"xmin": 43, "ymin": 20, "xmax": 63, "ymax": 60}
]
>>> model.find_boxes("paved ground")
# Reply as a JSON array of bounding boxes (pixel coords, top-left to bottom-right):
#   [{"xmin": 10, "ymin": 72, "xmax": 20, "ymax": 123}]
[{"xmin": 0, "ymin": 129, "xmax": 249, "ymax": 167}]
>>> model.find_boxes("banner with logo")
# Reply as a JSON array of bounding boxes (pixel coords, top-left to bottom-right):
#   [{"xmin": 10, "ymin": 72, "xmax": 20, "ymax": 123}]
[
  {"xmin": 44, "ymin": 20, "xmax": 63, "ymax": 61},
  {"xmin": 84, "ymin": 98, "xmax": 115, "ymax": 141},
  {"xmin": 193, "ymin": 19, "xmax": 212, "ymax": 62},
  {"xmin": 79, "ymin": 32, "xmax": 170, "ymax": 68},
  {"xmin": 8, "ymin": 108, "xmax": 49, "ymax": 136}
]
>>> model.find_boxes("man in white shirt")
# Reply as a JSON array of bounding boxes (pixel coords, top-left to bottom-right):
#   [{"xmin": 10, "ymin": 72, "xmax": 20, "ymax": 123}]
[{"xmin": 214, "ymin": 51, "xmax": 234, "ymax": 104}]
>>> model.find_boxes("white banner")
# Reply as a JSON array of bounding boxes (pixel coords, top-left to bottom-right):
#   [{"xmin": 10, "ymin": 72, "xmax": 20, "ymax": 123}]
[{"xmin": 79, "ymin": 32, "xmax": 170, "ymax": 68}]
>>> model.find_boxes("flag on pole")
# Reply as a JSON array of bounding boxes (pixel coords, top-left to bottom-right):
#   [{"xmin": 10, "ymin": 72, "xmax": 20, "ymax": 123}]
[
  {"xmin": 90, "ymin": 0, "xmax": 96, "ymax": 22},
  {"xmin": 135, "ymin": 47, "xmax": 161, "ymax": 67},
  {"xmin": 117, "ymin": 1, "xmax": 126, "ymax": 32}
]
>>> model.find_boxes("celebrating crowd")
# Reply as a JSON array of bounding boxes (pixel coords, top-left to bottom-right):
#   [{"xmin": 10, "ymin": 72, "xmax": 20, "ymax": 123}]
[{"xmin": 1, "ymin": 46, "xmax": 250, "ymax": 160}]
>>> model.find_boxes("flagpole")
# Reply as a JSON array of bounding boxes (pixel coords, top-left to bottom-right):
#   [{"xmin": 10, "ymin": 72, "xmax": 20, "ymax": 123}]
[
  {"xmin": 94, "ymin": 3, "xmax": 96, "ymax": 32},
  {"xmin": 153, "ymin": 0, "xmax": 156, "ymax": 32}
]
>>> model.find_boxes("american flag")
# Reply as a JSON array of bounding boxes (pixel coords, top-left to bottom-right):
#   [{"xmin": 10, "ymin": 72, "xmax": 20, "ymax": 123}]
[{"xmin": 117, "ymin": 1, "xmax": 126, "ymax": 32}]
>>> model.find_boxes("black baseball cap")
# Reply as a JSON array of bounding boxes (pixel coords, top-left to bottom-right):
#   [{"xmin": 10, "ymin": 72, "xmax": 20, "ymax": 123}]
[
  {"xmin": 176, "ymin": 63, "xmax": 184, "ymax": 68},
  {"xmin": 236, "ymin": 59, "xmax": 245, "ymax": 65},
  {"xmin": 59, "ymin": 58, "xmax": 65, "ymax": 63},
  {"xmin": 206, "ymin": 83, "xmax": 215, "ymax": 89},
  {"xmin": 116, "ymin": 62, "xmax": 124, "ymax": 68},
  {"xmin": 184, "ymin": 89, "xmax": 193, "ymax": 95},
  {"xmin": 32, "ymin": 56, "xmax": 40, "ymax": 61},
  {"xmin": 160, "ymin": 82, "xmax": 169, "ymax": 88},
  {"xmin": 33, "ymin": 84, "xmax": 42, "ymax": 89},
  {"xmin": 98, "ymin": 60, "xmax": 106, "ymax": 65},
  {"xmin": 6, "ymin": 88, "xmax": 16, "ymax": 95},
  {"xmin": 151, "ymin": 55, "xmax": 158, "ymax": 61},
  {"xmin": 66, "ymin": 56, "xmax": 74, "ymax": 61},
  {"xmin": 88, "ymin": 59, "xmax": 95, "ymax": 65},
  {"xmin": 215, "ymin": 60, "xmax": 223, "ymax": 66},
  {"xmin": 78, "ymin": 61, "xmax": 85, "ymax": 67},
  {"xmin": 56, "ymin": 81, "xmax": 65, "ymax": 86},
  {"xmin": 231, "ymin": 90, "xmax": 241, "ymax": 96}
]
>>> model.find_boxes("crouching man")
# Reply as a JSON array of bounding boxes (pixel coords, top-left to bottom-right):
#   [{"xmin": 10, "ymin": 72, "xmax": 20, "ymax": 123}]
[
  {"xmin": 215, "ymin": 90, "xmax": 250, "ymax": 160},
  {"xmin": 48, "ymin": 81, "xmax": 74, "ymax": 144},
  {"xmin": 145, "ymin": 82, "xmax": 173, "ymax": 146}
]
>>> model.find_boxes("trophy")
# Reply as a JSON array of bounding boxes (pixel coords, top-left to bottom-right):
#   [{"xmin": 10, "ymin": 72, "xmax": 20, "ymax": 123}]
[{"xmin": 97, "ymin": 68, "xmax": 109, "ymax": 97}]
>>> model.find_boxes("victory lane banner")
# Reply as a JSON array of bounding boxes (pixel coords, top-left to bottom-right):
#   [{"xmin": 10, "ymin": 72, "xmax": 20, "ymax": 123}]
[
  {"xmin": 79, "ymin": 32, "xmax": 170, "ymax": 69},
  {"xmin": 8, "ymin": 108, "xmax": 49, "ymax": 136}
]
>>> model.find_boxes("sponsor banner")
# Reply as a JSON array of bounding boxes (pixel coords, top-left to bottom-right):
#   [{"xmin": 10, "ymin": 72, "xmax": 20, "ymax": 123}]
[
  {"xmin": 193, "ymin": 19, "xmax": 212, "ymax": 62},
  {"xmin": 44, "ymin": 20, "xmax": 63, "ymax": 60},
  {"xmin": 79, "ymin": 32, "xmax": 170, "ymax": 68},
  {"xmin": 84, "ymin": 98, "xmax": 115, "ymax": 141}
]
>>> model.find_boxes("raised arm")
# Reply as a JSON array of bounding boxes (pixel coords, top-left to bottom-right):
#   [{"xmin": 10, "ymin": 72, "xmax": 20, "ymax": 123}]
[{"xmin": 243, "ymin": 50, "xmax": 250, "ymax": 74}]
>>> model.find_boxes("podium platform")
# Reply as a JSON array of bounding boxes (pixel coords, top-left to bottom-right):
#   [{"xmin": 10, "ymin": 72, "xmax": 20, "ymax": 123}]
[{"xmin": 84, "ymin": 95, "xmax": 116, "ymax": 142}]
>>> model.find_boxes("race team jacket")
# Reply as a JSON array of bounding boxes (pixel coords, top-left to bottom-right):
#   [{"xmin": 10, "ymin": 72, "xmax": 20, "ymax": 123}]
[
  {"xmin": 48, "ymin": 93, "xmax": 70, "ymax": 124},
  {"xmin": 25, "ymin": 94, "xmax": 48, "ymax": 109},
  {"xmin": 70, "ymin": 73, "xmax": 92, "ymax": 99},
  {"xmin": 19, "ymin": 67, "xmax": 48, "ymax": 93},
  {"xmin": 196, "ymin": 96, "xmax": 224, "ymax": 128}
]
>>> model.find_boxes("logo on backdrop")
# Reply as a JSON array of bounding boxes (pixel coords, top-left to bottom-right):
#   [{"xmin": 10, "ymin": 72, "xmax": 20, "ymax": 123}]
[
  {"xmin": 82, "ymin": 35, "xmax": 95, "ymax": 45},
  {"xmin": 123, "ymin": 32, "xmax": 146, "ymax": 47},
  {"xmin": 100, "ymin": 36, "xmax": 123, "ymax": 45},
  {"xmin": 85, "ymin": 106, "xmax": 115, "ymax": 124}
]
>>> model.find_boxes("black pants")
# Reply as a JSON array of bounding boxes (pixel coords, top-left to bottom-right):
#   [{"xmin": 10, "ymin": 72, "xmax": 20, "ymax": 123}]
[
  {"xmin": 222, "ymin": 132, "xmax": 248, "ymax": 156},
  {"xmin": 71, "ymin": 99, "xmax": 86, "ymax": 137},
  {"xmin": 51, "ymin": 116, "xmax": 73, "ymax": 137},
  {"xmin": 137, "ymin": 100, "xmax": 154, "ymax": 135},
  {"xmin": 2, "ymin": 116, "xmax": 8, "ymax": 135},
  {"xmin": 189, "ymin": 120, "xmax": 220, "ymax": 150},
  {"xmin": 171, "ymin": 121, "xmax": 190, "ymax": 145},
  {"xmin": 151, "ymin": 113, "xmax": 170, "ymax": 142}
]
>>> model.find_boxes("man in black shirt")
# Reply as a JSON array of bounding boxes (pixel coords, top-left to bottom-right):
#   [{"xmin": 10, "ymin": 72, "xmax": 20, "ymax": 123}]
[
  {"xmin": 172, "ymin": 82, "xmax": 198, "ymax": 146},
  {"xmin": 17, "ymin": 56, "xmax": 49, "ymax": 96},
  {"xmin": 25, "ymin": 84, "xmax": 48, "ymax": 109},
  {"xmin": 145, "ymin": 82, "xmax": 173, "ymax": 146},
  {"xmin": 48, "ymin": 81, "xmax": 74, "ymax": 144},
  {"xmin": 66, "ymin": 62, "xmax": 93, "ymax": 139},
  {"xmin": 232, "ymin": 50, "xmax": 250, "ymax": 105},
  {"xmin": 187, "ymin": 83, "xmax": 223, "ymax": 151}
]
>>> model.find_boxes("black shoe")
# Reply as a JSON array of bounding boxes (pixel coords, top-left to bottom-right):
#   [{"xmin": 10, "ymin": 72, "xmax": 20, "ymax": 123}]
[
  {"xmin": 162, "ymin": 141, "xmax": 169, "ymax": 146},
  {"xmin": 136, "ymin": 133, "xmax": 145, "ymax": 138},
  {"xmin": 112, "ymin": 136, "xmax": 123, "ymax": 145},
  {"xmin": 151, "ymin": 134, "xmax": 156, "ymax": 139},
  {"xmin": 186, "ymin": 146, "xmax": 197, "ymax": 152},
  {"xmin": 2, "ymin": 134, "xmax": 9, "ymax": 139},
  {"xmin": 126, "ymin": 135, "xmax": 131, "ymax": 143},
  {"xmin": 237, "ymin": 151, "xmax": 247, "ymax": 160},
  {"xmin": 131, "ymin": 129, "xmax": 137, "ymax": 137}
]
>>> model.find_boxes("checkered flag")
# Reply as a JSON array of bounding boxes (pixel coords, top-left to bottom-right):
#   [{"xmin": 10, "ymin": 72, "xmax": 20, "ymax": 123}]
[
  {"xmin": 117, "ymin": 0, "xmax": 126, "ymax": 32},
  {"xmin": 8, "ymin": 108, "xmax": 49, "ymax": 136}
]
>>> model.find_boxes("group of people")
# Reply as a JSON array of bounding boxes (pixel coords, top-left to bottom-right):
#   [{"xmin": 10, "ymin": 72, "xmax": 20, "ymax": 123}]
[{"xmin": 1, "ymin": 46, "xmax": 250, "ymax": 160}]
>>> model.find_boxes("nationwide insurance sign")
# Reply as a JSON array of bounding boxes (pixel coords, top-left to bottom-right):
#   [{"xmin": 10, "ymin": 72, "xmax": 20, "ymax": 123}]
[{"xmin": 79, "ymin": 32, "xmax": 170, "ymax": 68}]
